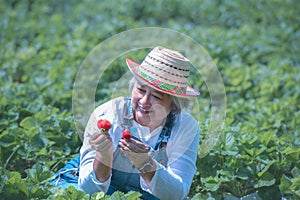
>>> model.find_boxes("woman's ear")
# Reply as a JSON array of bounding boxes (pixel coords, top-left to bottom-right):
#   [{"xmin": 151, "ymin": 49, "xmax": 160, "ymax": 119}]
[{"xmin": 171, "ymin": 102, "xmax": 178, "ymax": 113}]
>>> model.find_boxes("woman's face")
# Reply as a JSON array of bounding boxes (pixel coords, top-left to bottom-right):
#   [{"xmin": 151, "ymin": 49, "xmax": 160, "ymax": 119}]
[{"xmin": 131, "ymin": 81, "xmax": 173, "ymax": 131}]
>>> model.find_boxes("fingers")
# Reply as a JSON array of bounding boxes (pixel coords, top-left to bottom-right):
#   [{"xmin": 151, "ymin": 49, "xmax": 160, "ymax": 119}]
[
  {"xmin": 90, "ymin": 130, "xmax": 110, "ymax": 139},
  {"xmin": 120, "ymin": 146, "xmax": 149, "ymax": 169},
  {"xmin": 119, "ymin": 139, "xmax": 150, "ymax": 153},
  {"xmin": 90, "ymin": 132, "xmax": 111, "ymax": 143},
  {"xmin": 89, "ymin": 132, "xmax": 112, "ymax": 153}
]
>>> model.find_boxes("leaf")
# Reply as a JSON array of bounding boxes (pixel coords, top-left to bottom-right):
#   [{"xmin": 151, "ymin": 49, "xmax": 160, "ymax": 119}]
[
  {"xmin": 291, "ymin": 167, "xmax": 300, "ymax": 178},
  {"xmin": 91, "ymin": 192, "xmax": 105, "ymax": 200},
  {"xmin": 5, "ymin": 171, "xmax": 29, "ymax": 197},
  {"xmin": 291, "ymin": 177, "xmax": 300, "ymax": 190},
  {"xmin": 7, "ymin": 171, "xmax": 22, "ymax": 183},
  {"xmin": 23, "ymin": 127, "xmax": 39, "ymax": 138},
  {"xmin": 259, "ymin": 131, "xmax": 275, "ymax": 146},
  {"xmin": 202, "ymin": 176, "xmax": 220, "ymax": 191},
  {"xmin": 25, "ymin": 164, "xmax": 55, "ymax": 184},
  {"xmin": 244, "ymin": 148, "xmax": 254, "ymax": 157},
  {"xmin": 0, "ymin": 130, "xmax": 18, "ymax": 148},
  {"xmin": 51, "ymin": 186, "xmax": 89, "ymax": 200},
  {"xmin": 254, "ymin": 146, "xmax": 267, "ymax": 157},
  {"xmin": 66, "ymin": 186, "xmax": 90, "ymax": 200},
  {"xmin": 282, "ymin": 147, "xmax": 300, "ymax": 160},
  {"xmin": 35, "ymin": 106, "xmax": 59, "ymax": 122},
  {"xmin": 16, "ymin": 180, "xmax": 29, "ymax": 197},
  {"xmin": 110, "ymin": 191, "xmax": 125, "ymax": 200},
  {"xmin": 279, "ymin": 175, "xmax": 292, "ymax": 194},
  {"xmin": 125, "ymin": 191, "xmax": 142, "ymax": 200},
  {"xmin": 236, "ymin": 171, "xmax": 249, "ymax": 180},
  {"xmin": 218, "ymin": 169, "xmax": 236, "ymax": 181},
  {"xmin": 255, "ymin": 172, "xmax": 275, "ymax": 188},
  {"xmin": 257, "ymin": 160, "xmax": 275, "ymax": 177},
  {"xmin": 20, "ymin": 116, "xmax": 37, "ymax": 129}
]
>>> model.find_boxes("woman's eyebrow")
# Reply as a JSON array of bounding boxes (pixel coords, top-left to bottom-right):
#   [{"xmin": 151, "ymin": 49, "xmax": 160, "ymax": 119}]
[
  {"xmin": 138, "ymin": 83, "xmax": 164, "ymax": 96},
  {"xmin": 152, "ymin": 90, "xmax": 164, "ymax": 97}
]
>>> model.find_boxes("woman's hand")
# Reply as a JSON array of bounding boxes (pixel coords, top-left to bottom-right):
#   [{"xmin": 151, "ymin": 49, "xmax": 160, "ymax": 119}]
[
  {"xmin": 119, "ymin": 138, "xmax": 156, "ymax": 184},
  {"xmin": 89, "ymin": 131, "xmax": 113, "ymax": 182},
  {"xmin": 119, "ymin": 138, "xmax": 150, "ymax": 169},
  {"xmin": 89, "ymin": 131, "xmax": 113, "ymax": 156}
]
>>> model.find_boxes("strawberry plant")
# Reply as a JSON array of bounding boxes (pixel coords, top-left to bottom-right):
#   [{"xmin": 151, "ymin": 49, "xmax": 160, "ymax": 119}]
[{"xmin": 0, "ymin": 0, "xmax": 299, "ymax": 199}]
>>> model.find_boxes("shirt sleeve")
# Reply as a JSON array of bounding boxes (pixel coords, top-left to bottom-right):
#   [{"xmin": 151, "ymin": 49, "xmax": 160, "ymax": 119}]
[
  {"xmin": 78, "ymin": 98, "xmax": 122, "ymax": 195},
  {"xmin": 78, "ymin": 147, "xmax": 112, "ymax": 195},
  {"xmin": 140, "ymin": 111, "xmax": 200, "ymax": 200}
]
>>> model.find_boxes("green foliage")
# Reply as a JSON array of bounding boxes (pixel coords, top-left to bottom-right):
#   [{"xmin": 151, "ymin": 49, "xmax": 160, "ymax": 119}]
[
  {"xmin": 0, "ymin": 164, "xmax": 55, "ymax": 199},
  {"xmin": 0, "ymin": 0, "xmax": 299, "ymax": 199}
]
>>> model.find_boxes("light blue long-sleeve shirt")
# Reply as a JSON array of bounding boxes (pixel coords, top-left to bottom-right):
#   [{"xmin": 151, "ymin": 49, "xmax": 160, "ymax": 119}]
[{"xmin": 78, "ymin": 97, "xmax": 200, "ymax": 200}]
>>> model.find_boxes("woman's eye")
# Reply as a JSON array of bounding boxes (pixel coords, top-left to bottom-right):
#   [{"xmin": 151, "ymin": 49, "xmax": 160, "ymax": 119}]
[
  {"xmin": 137, "ymin": 88, "xmax": 145, "ymax": 93},
  {"xmin": 152, "ymin": 94, "xmax": 161, "ymax": 100}
]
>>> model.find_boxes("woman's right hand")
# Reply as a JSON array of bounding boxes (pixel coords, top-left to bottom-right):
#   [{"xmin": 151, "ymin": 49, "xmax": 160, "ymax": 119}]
[
  {"xmin": 89, "ymin": 131, "xmax": 113, "ymax": 181},
  {"xmin": 89, "ymin": 131, "xmax": 113, "ymax": 159}
]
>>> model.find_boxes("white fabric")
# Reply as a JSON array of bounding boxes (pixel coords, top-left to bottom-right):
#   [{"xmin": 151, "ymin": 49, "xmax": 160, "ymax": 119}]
[{"xmin": 78, "ymin": 97, "xmax": 200, "ymax": 200}]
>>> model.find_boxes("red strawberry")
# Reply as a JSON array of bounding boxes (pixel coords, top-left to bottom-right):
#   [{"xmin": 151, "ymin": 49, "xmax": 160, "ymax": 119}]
[
  {"xmin": 97, "ymin": 119, "xmax": 112, "ymax": 131},
  {"xmin": 122, "ymin": 129, "xmax": 131, "ymax": 139}
]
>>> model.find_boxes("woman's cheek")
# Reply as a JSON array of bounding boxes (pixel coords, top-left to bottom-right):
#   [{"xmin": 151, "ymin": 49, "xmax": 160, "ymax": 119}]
[{"xmin": 151, "ymin": 104, "xmax": 169, "ymax": 120}]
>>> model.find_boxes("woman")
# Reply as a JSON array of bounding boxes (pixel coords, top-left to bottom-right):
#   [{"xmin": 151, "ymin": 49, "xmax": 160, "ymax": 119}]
[{"xmin": 79, "ymin": 46, "xmax": 200, "ymax": 200}]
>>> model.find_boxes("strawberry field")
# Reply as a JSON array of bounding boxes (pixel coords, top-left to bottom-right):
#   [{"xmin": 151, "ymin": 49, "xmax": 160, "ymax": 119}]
[{"xmin": 0, "ymin": 0, "xmax": 299, "ymax": 199}]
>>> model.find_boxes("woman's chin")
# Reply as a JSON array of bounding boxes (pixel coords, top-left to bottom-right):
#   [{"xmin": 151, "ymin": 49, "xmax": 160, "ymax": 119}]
[{"xmin": 136, "ymin": 113, "xmax": 151, "ymax": 126}]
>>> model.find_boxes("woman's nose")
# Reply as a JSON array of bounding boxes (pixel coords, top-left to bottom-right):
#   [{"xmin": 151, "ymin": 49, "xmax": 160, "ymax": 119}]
[{"xmin": 139, "ymin": 93, "xmax": 151, "ymax": 106}]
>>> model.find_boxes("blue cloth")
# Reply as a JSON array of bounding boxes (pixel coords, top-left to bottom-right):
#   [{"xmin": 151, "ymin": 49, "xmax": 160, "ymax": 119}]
[{"xmin": 50, "ymin": 154, "xmax": 80, "ymax": 190}]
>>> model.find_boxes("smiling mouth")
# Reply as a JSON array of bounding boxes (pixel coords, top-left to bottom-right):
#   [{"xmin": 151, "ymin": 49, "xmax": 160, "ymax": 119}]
[{"xmin": 138, "ymin": 106, "xmax": 151, "ymax": 114}]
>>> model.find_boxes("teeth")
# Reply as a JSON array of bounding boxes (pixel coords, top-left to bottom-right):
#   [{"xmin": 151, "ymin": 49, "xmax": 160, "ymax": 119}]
[{"xmin": 139, "ymin": 106, "xmax": 149, "ymax": 112}]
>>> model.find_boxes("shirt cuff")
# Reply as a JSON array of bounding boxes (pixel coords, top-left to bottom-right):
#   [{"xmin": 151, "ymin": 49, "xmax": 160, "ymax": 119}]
[
  {"xmin": 140, "ymin": 161, "xmax": 164, "ymax": 193},
  {"xmin": 80, "ymin": 168, "xmax": 112, "ymax": 195},
  {"xmin": 91, "ymin": 169, "xmax": 112, "ymax": 185}
]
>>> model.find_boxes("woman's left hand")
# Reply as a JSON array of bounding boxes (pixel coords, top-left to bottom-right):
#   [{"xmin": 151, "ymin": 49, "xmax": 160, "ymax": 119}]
[{"xmin": 119, "ymin": 138, "xmax": 150, "ymax": 169}]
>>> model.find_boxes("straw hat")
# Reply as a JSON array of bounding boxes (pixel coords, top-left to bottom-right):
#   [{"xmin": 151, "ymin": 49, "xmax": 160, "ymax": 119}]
[{"xmin": 126, "ymin": 46, "xmax": 200, "ymax": 98}]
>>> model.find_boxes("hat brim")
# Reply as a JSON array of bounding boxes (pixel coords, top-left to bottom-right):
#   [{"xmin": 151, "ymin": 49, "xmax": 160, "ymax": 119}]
[{"xmin": 126, "ymin": 58, "xmax": 200, "ymax": 98}]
